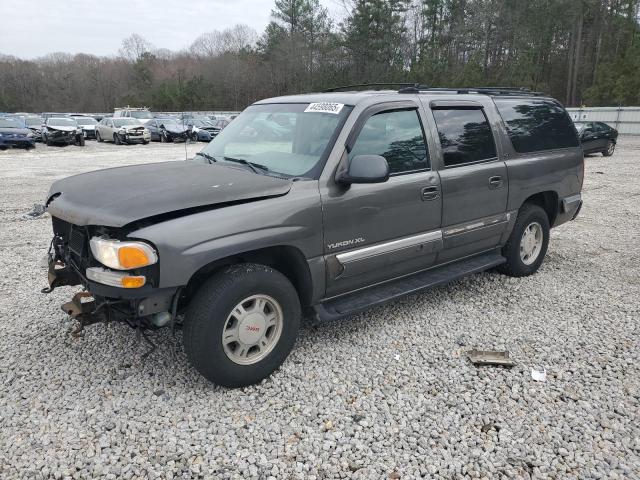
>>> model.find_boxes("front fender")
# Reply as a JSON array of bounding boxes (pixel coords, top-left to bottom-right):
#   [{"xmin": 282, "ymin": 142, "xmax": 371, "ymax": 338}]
[{"xmin": 129, "ymin": 181, "xmax": 323, "ymax": 288}]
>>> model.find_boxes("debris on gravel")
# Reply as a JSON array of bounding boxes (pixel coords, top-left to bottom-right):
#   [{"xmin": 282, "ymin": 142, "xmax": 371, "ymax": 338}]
[{"xmin": 0, "ymin": 140, "xmax": 638, "ymax": 479}]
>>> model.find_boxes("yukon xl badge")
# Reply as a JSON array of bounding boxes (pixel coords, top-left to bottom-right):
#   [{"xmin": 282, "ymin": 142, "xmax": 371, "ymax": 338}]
[{"xmin": 327, "ymin": 237, "xmax": 366, "ymax": 250}]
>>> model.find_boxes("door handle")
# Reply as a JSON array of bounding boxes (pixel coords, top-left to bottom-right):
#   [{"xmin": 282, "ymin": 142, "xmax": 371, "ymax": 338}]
[
  {"xmin": 488, "ymin": 176, "xmax": 503, "ymax": 189},
  {"xmin": 421, "ymin": 186, "xmax": 440, "ymax": 201}
]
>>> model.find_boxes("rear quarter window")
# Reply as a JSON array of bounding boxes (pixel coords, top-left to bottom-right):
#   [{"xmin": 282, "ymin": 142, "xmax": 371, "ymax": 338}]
[{"xmin": 493, "ymin": 98, "xmax": 579, "ymax": 153}]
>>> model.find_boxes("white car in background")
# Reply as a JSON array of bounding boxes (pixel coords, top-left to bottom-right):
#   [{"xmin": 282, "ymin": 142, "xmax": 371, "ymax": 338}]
[
  {"xmin": 72, "ymin": 116, "xmax": 98, "ymax": 139},
  {"xmin": 95, "ymin": 118, "xmax": 151, "ymax": 145}
]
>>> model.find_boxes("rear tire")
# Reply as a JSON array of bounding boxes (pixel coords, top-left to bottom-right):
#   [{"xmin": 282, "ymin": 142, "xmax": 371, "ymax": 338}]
[
  {"xmin": 602, "ymin": 141, "xmax": 615, "ymax": 157},
  {"xmin": 183, "ymin": 263, "xmax": 301, "ymax": 388},
  {"xmin": 497, "ymin": 203, "xmax": 550, "ymax": 277}
]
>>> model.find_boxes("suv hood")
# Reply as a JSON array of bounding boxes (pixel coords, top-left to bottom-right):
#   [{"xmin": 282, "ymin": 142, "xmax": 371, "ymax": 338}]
[{"xmin": 46, "ymin": 161, "xmax": 292, "ymax": 227}]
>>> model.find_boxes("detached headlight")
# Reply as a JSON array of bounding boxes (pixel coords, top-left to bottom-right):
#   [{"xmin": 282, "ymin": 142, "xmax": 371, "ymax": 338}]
[{"xmin": 90, "ymin": 237, "xmax": 158, "ymax": 270}]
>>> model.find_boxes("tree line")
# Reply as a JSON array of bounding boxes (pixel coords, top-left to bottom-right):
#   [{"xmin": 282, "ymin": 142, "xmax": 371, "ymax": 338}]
[{"xmin": 1, "ymin": 0, "xmax": 639, "ymax": 113}]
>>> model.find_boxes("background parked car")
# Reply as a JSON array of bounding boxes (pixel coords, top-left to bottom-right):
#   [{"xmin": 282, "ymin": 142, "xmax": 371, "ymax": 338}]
[
  {"xmin": 72, "ymin": 116, "xmax": 98, "ymax": 139},
  {"xmin": 0, "ymin": 117, "xmax": 36, "ymax": 150},
  {"xmin": 188, "ymin": 118, "xmax": 217, "ymax": 141},
  {"xmin": 96, "ymin": 118, "xmax": 150, "ymax": 144},
  {"xmin": 145, "ymin": 118, "xmax": 190, "ymax": 142},
  {"xmin": 211, "ymin": 117, "xmax": 230, "ymax": 136},
  {"xmin": 575, "ymin": 121, "xmax": 618, "ymax": 156},
  {"xmin": 24, "ymin": 116, "xmax": 45, "ymax": 141},
  {"xmin": 42, "ymin": 117, "xmax": 84, "ymax": 146},
  {"xmin": 113, "ymin": 107, "xmax": 154, "ymax": 121}
]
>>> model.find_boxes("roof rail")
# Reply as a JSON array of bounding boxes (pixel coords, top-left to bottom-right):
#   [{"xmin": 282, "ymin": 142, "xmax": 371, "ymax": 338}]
[
  {"xmin": 323, "ymin": 83, "xmax": 415, "ymax": 92},
  {"xmin": 398, "ymin": 85, "xmax": 544, "ymax": 96}
]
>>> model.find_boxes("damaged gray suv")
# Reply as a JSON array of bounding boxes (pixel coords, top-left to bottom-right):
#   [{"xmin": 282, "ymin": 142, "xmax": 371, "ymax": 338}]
[{"xmin": 43, "ymin": 85, "xmax": 584, "ymax": 387}]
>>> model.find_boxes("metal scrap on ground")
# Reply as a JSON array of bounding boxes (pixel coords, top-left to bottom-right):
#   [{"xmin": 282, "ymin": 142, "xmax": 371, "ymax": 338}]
[{"xmin": 467, "ymin": 349, "xmax": 516, "ymax": 367}]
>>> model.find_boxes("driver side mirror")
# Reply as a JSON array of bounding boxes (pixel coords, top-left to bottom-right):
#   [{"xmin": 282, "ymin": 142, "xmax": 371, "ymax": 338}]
[{"xmin": 336, "ymin": 155, "xmax": 390, "ymax": 185}]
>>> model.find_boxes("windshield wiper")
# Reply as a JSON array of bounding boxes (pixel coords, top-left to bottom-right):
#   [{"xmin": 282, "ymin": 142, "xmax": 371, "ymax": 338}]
[
  {"xmin": 222, "ymin": 156, "xmax": 270, "ymax": 175},
  {"xmin": 195, "ymin": 152, "xmax": 217, "ymax": 163}
]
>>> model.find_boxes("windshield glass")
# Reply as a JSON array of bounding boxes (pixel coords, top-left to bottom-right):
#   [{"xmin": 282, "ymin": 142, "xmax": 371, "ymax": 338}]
[
  {"xmin": 49, "ymin": 118, "xmax": 77, "ymax": 127},
  {"xmin": 74, "ymin": 117, "xmax": 97, "ymax": 125},
  {"xmin": 130, "ymin": 111, "xmax": 153, "ymax": 119},
  {"xmin": 573, "ymin": 123, "xmax": 586, "ymax": 131},
  {"xmin": 192, "ymin": 119, "xmax": 214, "ymax": 127},
  {"xmin": 0, "ymin": 118, "xmax": 22, "ymax": 128},
  {"xmin": 160, "ymin": 120, "xmax": 186, "ymax": 129},
  {"xmin": 113, "ymin": 118, "xmax": 141, "ymax": 127},
  {"xmin": 200, "ymin": 103, "xmax": 351, "ymax": 177},
  {"xmin": 25, "ymin": 117, "xmax": 44, "ymax": 127}
]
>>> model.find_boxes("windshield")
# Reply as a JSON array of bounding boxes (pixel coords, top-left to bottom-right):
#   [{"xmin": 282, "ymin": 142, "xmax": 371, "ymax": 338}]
[
  {"xmin": 573, "ymin": 123, "xmax": 587, "ymax": 131},
  {"xmin": 0, "ymin": 118, "xmax": 23, "ymax": 128},
  {"xmin": 192, "ymin": 119, "xmax": 214, "ymax": 127},
  {"xmin": 49, "ymin": 118, "xmax": 77, "ymax": 127},
  {"xmin": 200, "ymin": 103, "xmax": 351, "ymax": 177},
  {"xmin": 113, "ymin": 118, "xmax": 141, "ymax": 127},
  {"xmin": 25, "ymin": 117, "xmax": 44, "ymax": 127},
  {"xmin": 161, "ymin": 121, "xmax": 186, "ymax": 129},
  {"xmin": 74, "ymin": 117, "xmax": 97, "ymax": 125},
  {"xmin": 130, "ymin": 111, "xmax": 153, "ymax": 119}
]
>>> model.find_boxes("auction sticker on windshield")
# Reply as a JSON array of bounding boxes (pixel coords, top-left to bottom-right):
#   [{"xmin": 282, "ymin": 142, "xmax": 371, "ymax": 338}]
[{"xmin": 304, "ymin": 102, "xmax": 344, "ymax": 114}]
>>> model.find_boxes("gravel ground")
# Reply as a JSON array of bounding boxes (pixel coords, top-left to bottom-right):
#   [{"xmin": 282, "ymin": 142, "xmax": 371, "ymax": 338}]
[{"xmin": 1, "ymin": 139, "xmax": 639, "ymax": 479}]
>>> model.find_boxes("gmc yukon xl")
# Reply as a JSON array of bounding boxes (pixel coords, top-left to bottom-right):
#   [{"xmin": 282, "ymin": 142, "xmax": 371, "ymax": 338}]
[{"xmin": 43, "ymin": 86, "xmax": 584, "ymax": 387}]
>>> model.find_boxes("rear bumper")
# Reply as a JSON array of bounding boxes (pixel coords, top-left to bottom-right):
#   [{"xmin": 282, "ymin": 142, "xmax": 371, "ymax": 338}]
[{"xmin": 554, "ymin": 193, "xmax": 582, "ymax": 227}]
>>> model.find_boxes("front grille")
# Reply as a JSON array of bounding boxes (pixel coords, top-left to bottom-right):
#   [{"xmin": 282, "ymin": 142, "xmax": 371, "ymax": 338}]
[{"xmin": 69, "ymin": 227, "xmax": 87, "ymax": 257}]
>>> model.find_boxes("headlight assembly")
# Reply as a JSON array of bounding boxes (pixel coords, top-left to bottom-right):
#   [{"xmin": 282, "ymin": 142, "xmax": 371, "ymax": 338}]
[{"xmin": 89, "ymin": 237, "xmax": 158, "ymax": 270}]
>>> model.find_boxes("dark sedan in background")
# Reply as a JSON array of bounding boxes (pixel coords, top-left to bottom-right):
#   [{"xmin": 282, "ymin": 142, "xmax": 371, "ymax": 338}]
[
  {"xmin": 0, "ymin": 117, "xmax": 36, "ymax": 150},
  {"xmin": 145, "ymin": 118, "xmax": 190, "ymax": 142},
  {"xmin": 575, "ymin": 121, "xmax": 618, "ymax": 156}
]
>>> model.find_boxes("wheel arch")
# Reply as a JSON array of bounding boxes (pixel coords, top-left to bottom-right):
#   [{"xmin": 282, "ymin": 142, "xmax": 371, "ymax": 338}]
[
  {"xmin": 184, "ymin": 245, "xmax": 314, "ymax": 308},
  {"xmin": 521, "ymin": 191, "xmax": 559, "ymax": 226}
]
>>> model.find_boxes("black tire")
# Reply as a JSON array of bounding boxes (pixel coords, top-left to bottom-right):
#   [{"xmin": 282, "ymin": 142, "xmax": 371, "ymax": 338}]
[
  {"xmin": 497, "ymin": 203, "xmax": 550, "ymax": 277},
  {"xmin": 44, "ymin": 134, "xmax": 51, "ymax": 146},
  {"xmin": 142, "ymin": 140, "xmax": 149, "ymax": 145},
  {"xmin": 184, "ymin": 263, "xmax": 301, "ymax": 388},
  {"xmin": 114, "ymin": 134, "xmax": 121, "ymax": 145},
  {"xmin": 96, "ymin": 131, "xmax": 103, "ymax": 142},
  {"xmin": 160, "ymin": 131, "xmax": 167, "ymax": 143},
  {"xmin": 77, "ymin": 135, "xmax": 85, "ymax": 146},
  {"xmin": 602, "ymin": 140, "xmax": 615, "ymax": 157}
]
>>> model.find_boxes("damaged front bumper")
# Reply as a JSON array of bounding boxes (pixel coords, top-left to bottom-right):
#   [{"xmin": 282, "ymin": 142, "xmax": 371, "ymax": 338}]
[{"xmin": 43, "ymin": 252, "xmax": 180, "ymax": 331}]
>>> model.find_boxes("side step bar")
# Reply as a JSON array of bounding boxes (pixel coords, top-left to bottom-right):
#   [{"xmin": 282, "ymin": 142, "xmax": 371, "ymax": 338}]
[{"xmin": 314, "ymin": 250, "xmax": 506, "ymax": 321}]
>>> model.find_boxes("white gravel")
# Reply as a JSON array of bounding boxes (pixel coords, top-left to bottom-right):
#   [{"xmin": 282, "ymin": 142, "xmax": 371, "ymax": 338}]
[{"xmin": 1, "ymin": 139, "xmax": 639, "ymax": 479}]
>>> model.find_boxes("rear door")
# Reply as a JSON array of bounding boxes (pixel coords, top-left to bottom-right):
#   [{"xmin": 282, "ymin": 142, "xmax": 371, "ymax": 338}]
[
  {"xmin": 426, "ymin": 100, "xmax": 509, "ymax": 263},
  {"xmin": 321, "ymin": 101, "xmax": 442, "ymax": 297}
]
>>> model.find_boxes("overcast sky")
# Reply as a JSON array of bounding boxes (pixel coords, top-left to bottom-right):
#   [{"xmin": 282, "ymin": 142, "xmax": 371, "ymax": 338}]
[{"xmin": 0, "ymin": 0, "xmax": 344, "ymax": 59}]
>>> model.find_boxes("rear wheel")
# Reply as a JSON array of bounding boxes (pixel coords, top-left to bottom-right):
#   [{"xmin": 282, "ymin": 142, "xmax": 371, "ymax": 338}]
[
  {"xmin": 183, "ymin": 263, "xmax": 301, "ymax": 388},
  {"xmin": 602, "ymin": 141, "xmax": 615, "ymax": 157},
  {"xmin": 497, "ymin": 203, "xmax": 550, "ymax": 277}
]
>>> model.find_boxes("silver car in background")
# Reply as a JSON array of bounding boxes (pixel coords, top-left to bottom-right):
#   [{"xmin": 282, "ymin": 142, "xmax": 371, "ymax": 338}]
[{"xmin": 95, "ymin": 118, "xmax": 150, "ymax": 145}]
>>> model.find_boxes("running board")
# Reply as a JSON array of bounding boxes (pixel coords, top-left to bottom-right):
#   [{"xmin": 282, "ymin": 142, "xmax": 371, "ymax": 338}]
[{"xmin": 314, "ymin": 250, "xmax": 506, "ymax": 321}]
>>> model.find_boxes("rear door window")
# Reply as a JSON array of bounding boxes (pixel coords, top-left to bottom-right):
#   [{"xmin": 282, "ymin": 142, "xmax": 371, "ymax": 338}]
[
  {"xmin": 431, "ymin": 108, "xmax": 497, "ymax": 167},
  {"xmin": 493, "ymin": 98, "xmax": 579, "ymax": 153}
]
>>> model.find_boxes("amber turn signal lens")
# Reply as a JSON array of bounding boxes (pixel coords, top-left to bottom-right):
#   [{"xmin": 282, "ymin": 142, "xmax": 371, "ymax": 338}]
[
  {"xmin": 118, "ymin": 246, "xmax": 151, "ymax": 269},
  {"xmin": 120, "ymin": 275, "xmax": 146, "ymax": 289}
]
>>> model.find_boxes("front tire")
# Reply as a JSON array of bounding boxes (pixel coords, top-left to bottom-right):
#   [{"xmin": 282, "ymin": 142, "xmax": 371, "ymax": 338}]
[
  {"xmin": 603, "ymin": 141, "xmax": 615, "ymax": 157},
  {"xmin": 184, "ymin": 263, "xmax": 301, "ymax": 388},
  {"xmin": 96, "ymin": 131, "xmax": 103, "ymax": 142},
  {"xmin": 114, "ymin": 134, "xmax": 122, "ymax": 145},
  {"xmin": 497, "ymin": 203, "xmax": 550, "ymax": 277}
]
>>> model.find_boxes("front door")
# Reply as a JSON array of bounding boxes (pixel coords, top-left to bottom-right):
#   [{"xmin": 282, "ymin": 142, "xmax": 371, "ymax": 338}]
[
  {"xmin": 428, "ymin": 103, "xmax": 509, "ymax": 263},
  {"xmin": 321, "ymin": 105, "xmax": 442, "ymax": 297}
]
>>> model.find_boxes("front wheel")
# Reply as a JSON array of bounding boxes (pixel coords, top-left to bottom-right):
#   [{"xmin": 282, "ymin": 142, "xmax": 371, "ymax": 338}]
[
  {"xmin": 497, "ymin": 203, "xmax": 550, "ymax": 277},
  {"xmin": 603, "ymin": 141, "xmax": 615, "ymax": 157},
  {"xmin": 114, "ymin": 134, "xmax": 122, "ymax": 145},
  {"xmin": 96, "ymin": 131, "xmax": 103, "ymax": 142},
  {"xmin": 183, "ymin": 263, "xmax": 301, "ymax": 388}
]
